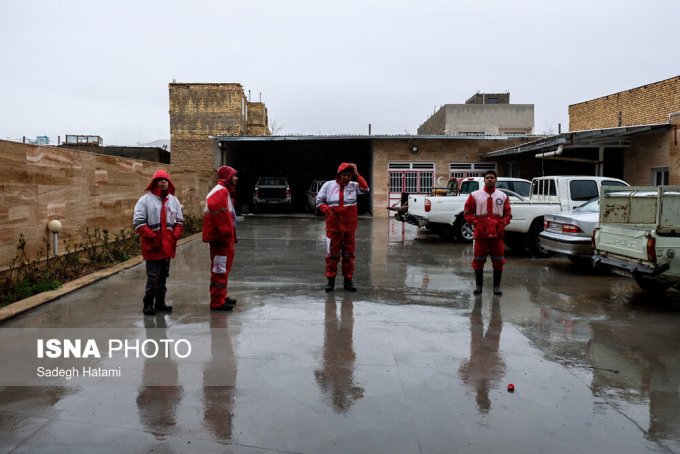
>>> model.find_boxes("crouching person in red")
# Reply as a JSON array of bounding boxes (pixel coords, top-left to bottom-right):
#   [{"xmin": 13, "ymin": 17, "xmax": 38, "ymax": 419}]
[
  {"xmin": 316, "ymin": 162, "xmax": 370, "ymax": 292},
  {"xmin": 463, "ymin": 170, "xmax": 512, "ymax": 296},
  {"xmin": 203, "ymin": 166, "xmax": 239, "ymax": 311},
  {"xmin": 133, "ymin": 170, "xmax": 184, "ymax": 315}
]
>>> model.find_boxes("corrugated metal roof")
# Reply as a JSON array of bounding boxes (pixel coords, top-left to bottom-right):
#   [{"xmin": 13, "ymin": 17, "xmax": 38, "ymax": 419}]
[
  {"xmin": 211, "ymin": 133, "xmax": 543, "ymax": 142},
  {"xmin": 481, "ymin": 123, "xmax": 670, "ymax": 158}
]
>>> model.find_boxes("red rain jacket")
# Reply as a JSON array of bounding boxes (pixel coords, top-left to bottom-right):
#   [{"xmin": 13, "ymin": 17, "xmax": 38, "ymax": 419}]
[
  {"xmin": 202, "ymin": 166, "xmax": 238, "ymax": 244},
  {"xmin": 133, "ymin": 169, "xmax": 184, "ymax": 260},
  {"xmin": 316, "ymin": 162, "xmax": 370, "ymax": 232}
]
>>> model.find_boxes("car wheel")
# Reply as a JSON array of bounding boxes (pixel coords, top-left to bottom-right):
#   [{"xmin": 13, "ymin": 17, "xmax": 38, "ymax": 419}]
[
  {"xmin": 529, "ymin": 224, "xmax": 554, "ymax": 258},
  {"xmin": 504, "ymin": 232, "xmax": 526, "ymax": 252},
  {"xmin": 567, "ymin": 256, "xmax": 597, "ymax": 271},
  {"xmin": 454, "ymin": 217, "xmax": 473, "ymax": 243},
  {"xmin": 634, "ymin": 275, "xmax": 670, "ymax": 293}
]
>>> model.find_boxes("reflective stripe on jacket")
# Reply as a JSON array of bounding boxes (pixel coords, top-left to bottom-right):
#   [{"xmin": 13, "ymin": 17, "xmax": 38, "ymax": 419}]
[
  {"xmin": 133, "ymin": 193, "xmax": 184, "ymax": 260},
  {"xmin": 463, "ymin": 187, "xmax": 512, "ymax": 240},
  {"xmin": 316, "ymin": 177, "xmax": 369, "ymax": 232},
  {"xmin": 202, "ymin": 183, "xmax": 236, "ymax": 243}
]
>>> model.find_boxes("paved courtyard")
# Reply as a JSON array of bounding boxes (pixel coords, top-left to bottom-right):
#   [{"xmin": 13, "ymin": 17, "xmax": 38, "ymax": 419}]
[{"xmin": 1, "ymin": 216, "xmax": 679, "ymax": 453}]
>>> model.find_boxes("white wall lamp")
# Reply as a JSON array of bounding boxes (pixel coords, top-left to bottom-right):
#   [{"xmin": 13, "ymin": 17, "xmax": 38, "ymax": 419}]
[
  {"xmin": 47, "ymin": 220, "xmax": 63, "ymax": 256},
  {"xmin": 411, "ymin": 145, "xmax": 418, "ymax": 154}
]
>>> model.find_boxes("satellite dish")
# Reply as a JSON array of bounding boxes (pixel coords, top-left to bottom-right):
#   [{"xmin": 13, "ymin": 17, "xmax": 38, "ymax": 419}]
[{"xmin": 436, "ymin": 176, "xmax": 445, "ymax": 185}]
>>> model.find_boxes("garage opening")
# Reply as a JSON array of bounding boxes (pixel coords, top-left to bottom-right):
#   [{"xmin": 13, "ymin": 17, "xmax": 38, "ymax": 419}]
[{"xmin": 217, "ymin": 138, "xmax": 373, "ymax": 215}]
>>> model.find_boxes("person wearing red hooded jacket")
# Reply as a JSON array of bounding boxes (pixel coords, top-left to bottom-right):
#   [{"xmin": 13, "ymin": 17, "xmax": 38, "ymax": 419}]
[
  {"xmin": 202, "ymin": 166, "xmax": 239, "ymax": 311},
  {"xmin": 316, "ymin": 163, "xmax": 370, "ymax": 292},
  {"xmin": 133, "ymin": 169, "xmax": 185, "ymax": 315},
  {"xmin": 463, "ymin": 170, "xmax": 512, "ymax": 296}
]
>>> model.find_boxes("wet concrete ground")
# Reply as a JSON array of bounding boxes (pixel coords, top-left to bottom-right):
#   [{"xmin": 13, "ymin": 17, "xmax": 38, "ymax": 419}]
[{"xmin": 1, "ymin": 216, "xmax": 680, "ymax": 453}]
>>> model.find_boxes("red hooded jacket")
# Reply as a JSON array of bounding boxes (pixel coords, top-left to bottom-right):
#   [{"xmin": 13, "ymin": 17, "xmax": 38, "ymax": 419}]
[
  {"xmin": 202, "ymin": 166, "xmax": 238, "ymax": 243},
  {"xmin": 132, "ymin": 169, "xmax": 184, "ymax": 260},
  {"xmin": 316, "ymin": 163, "xmax": 370, "ymax": 232},
  {"xmin": 463, "ymin": 185, "xmax": 512, "ymax": 240}
]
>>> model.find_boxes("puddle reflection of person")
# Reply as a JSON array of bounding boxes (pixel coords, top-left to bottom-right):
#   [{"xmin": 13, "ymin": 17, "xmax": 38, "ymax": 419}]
[
  {"xmin": 202, "ymin": 312, "xmax": 237, "ymax": 440},
  {"xmin": 136, "ymin": 314, "xmax": 183, "ymax": 439},
  {"xmin": 314, "ymin": 293, "xmax": 365, "ymax": 414},
  {"xmin": 459, "ymin": 297, "xmax": 505, "ymax": 413}
]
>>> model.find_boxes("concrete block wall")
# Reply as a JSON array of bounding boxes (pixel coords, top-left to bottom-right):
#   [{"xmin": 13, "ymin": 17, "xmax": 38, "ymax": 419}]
[
  {"xmin": 417, "ymin": 107, "xmax": 447, "ymax": 135},
  {"xmin": 569, "ymin": 75, "xmax": 680, "ymax": 131},
  {"xmin": 0, "ymin": 140, "xmax": 214, "ymax": 270},
  {"xmin": 169, "ymin": 83, "xmax": 248, "ymax": 170}
]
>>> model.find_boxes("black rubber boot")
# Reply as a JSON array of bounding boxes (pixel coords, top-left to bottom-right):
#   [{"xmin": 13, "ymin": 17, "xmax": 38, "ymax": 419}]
[
  {"xmin": 154, "ymin": 298, "xmax": 173, "ymax": 312},
  {"xmin": 142, "ymin": 296, "xmax": 156, "ymax": 315},
  {"xmin": 493, "ymin": 270, "xmax": 503, "ymax": 296},
  {"xmin": 343, "ymin": 279, "xmax": 357, "ymax": 292},
  {"xmin": 325, "ymin": 277, "xmax": 335, "ymax": 292},
  {"xmin": 154, "ymin": 288, "xmax": 173, "ymax": 312},
  {"xmin": 473, "ymin": 270, "xmax": 483, "ymax": 295}
]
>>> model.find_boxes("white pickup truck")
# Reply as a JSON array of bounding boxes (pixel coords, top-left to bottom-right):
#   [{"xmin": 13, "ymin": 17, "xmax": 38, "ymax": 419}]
[
  {"xmin": 593, "ymin": 186, "xmax": 680, "ymax": 293},
  {"xmin": 406, "ymin": 175, "xmax": 629, "ymax": 255},
  {"xmin": 404, "ymin": 177, "xmax": 530, "ymax": 242},
  {"xmin": 504, "ymin": 176, "xmax": 629, "ymax": 256}
]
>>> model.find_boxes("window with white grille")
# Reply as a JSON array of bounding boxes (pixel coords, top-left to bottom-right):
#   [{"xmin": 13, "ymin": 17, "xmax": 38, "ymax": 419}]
[
  {"xmin": 388, "ymin": 162, "xmax": 435, "ymax": 195},
  {"xmin": 449, "ymin": 162, "xmax": 495, "ymax": 179}
]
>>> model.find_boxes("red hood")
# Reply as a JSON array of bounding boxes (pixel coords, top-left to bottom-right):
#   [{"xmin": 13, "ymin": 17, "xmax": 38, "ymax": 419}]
[
  {"xmin": 218, "ymin": 166, "xmax": 237, "ymax": 182},
  {"xmin": 337, "ymin": 162, "xmax": 353, "ymax": 175},
  {"xmin": 335, "ymin": 162, "xmax": 355, "ymax": 184},
  {"xmin": 145, "ymin": 169, "xmax": 175, "ymax": 194}
]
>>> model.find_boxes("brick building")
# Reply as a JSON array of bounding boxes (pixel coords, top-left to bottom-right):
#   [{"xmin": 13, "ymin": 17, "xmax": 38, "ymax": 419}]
[
  {"xmin": 169, "ymin": 83, "xmax": 269, "ymax": 170},
  {"xmin": 485, "ymin": 75, "xmax": 680, "ymax": 186},
  {"xmin": 569, "ymin": 75, "xmax": 680, "ymax": 131}
]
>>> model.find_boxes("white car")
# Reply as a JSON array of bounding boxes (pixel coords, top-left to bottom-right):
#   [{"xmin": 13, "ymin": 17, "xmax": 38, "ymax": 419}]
[
  {"xmin": 305, "ymin": 179, "xmax": 325, "ymax": 214},
  {"xmin": 539, "ymin": 197, "xmax": 600, "ymax": 265}
]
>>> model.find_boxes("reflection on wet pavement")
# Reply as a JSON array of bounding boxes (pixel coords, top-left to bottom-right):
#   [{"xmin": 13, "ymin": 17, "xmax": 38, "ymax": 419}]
[
  {"xmin": 459, "ymin": 297, "xmax": 505, "ymax": 414},
  {"xmin": 314, "ymin": 293, "xmax": 364, "ymax": 414},
  {"xmin": 0, "ymin": 216, "xmax": 679, "ymax": 452}
]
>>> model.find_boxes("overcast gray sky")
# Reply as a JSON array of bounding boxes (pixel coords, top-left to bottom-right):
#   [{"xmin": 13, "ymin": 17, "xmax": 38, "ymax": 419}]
[{"xmin": 2, "ymin": 0, "xmax": 678, "ymax": 146}]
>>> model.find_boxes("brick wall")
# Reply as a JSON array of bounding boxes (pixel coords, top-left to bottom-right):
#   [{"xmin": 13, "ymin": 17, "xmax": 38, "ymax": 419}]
[
  {"xmin": 569, "ymin": 75, "xmax": 680, "ymax": 130},
  {"xmin": 0, "ymin": 140, "xmax": 214, "ymax": 270},
  {"xmin": 371, "ymin": 137, "xmax": 528, "ymax": 218},
  {"xmin": 169, "ymin": 83, "xmax": 248, "ymax": 170},
  {"xmin": 247, "ymin": 102, "xmax": 269, "ymax": 136}
]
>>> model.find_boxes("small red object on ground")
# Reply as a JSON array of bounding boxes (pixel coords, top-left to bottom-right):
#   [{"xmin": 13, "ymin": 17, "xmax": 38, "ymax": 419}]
[{"xmin": 507, "ymin": 383, "xmax": 515, "ymax": 392}]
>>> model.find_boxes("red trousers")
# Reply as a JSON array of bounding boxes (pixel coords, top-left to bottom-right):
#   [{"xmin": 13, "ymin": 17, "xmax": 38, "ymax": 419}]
[
  {"xmin": 472, "ymin": 238, "xmax": 506, "ymax": 271},
  {"xmin": 325, "ymin": 231, "xmax": 356, "ymax": 279},
  {"xmin": 209, "ymin": 241, "xmax": 235, "ymax": 307}
]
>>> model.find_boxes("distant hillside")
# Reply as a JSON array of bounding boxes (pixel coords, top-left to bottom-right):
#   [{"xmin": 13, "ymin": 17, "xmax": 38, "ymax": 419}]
[{"xmin": 136, "ymin": 139, "xmax": 170, "ymax": 150}]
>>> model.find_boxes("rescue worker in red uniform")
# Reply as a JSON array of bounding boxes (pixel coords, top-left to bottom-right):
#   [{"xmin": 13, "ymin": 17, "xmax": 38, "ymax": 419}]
[
  {"xmin": 316, "ymin": 163, "xmax": 370, "ymax": 292},
  {"xmin": 202, "ymin": 166, "xmax": 239, "ymax": 311},
  {"xmin": 133, "ymin": 169, "xmax": 184, "ymax": 315},
  {"xmin": 463, "ymin": 170, "xmax": 512, "ymax": 295}
]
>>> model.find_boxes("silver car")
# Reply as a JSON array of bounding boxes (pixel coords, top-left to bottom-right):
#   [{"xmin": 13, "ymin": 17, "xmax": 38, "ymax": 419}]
[
  {"xmin": 305, "ymin": 179, "xmax": 326, "ymax": 214},
  {"xmin": 539, "ymin": 197, "xmax": 600, "ymax": 264}
]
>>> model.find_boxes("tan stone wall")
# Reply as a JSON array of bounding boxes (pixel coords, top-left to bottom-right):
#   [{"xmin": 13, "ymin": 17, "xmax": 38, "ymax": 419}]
[
  {"xmin": 0, "ymin": 140, "xmax": 214, "ymax": 270},
  {"xmin": 169, "ymin": 83, "xmax": 248, "ymax": 169},
  {"xmin": 623, "ymin": 129, "xmax": 669, "ymax": 185},
  {"xmin": 371, "ymin": 138, "xmax": 528, "ymax": 218},
  {"xmin": 247, "ymin": 102, "xmax": 269, "ymax": 136},
  {"xmin": 668, "ymin": 113, "xmax": 680, "ymax": 185},
  {"xmin": 569, "ymin": 75, "xmax": 680, "ymax": 130}
]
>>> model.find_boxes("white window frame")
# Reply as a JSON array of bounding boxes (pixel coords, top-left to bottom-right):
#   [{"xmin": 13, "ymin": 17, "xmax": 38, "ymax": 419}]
[
  {"xmin": 449, "ymin": 162, "xmax": 496, "ymax": 179},
  {"xmin": 652, "ymin": 167, "xmax": 669, "ymax": 185}
]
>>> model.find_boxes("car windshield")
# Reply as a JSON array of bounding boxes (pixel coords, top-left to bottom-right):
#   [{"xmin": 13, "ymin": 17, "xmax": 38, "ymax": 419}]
[
  {"xmin": 574, "ymin": 197, "xmax": 599, "ymax": 212},
  {"xmin": 259, "ymin": 178, "xmax": 286, "ymax": 185}
]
